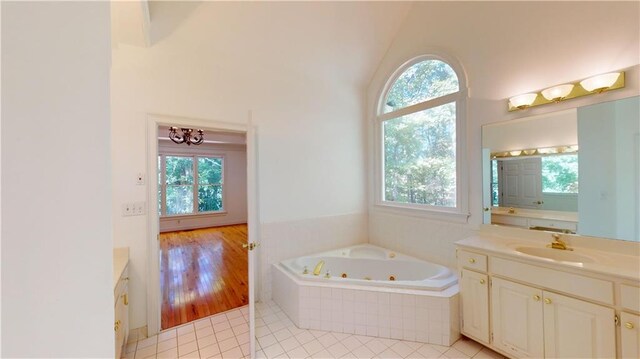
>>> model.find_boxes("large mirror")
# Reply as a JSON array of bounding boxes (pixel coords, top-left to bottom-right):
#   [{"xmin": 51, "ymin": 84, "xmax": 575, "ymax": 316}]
[{"xmin": 482, "ymin": 96, "xmax": 639, "ymax": 242}]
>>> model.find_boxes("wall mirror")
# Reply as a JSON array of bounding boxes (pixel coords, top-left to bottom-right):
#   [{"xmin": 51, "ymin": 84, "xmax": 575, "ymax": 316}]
[{"xmin": 482, "ymin": 96, "xmax": 639, "ymax": 242}]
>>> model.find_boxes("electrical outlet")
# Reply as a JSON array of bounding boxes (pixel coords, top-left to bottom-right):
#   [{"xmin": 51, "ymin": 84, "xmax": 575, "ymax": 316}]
[{"xmin": 134, "ymin": 201, "xmax": 146, "ymax": 215}]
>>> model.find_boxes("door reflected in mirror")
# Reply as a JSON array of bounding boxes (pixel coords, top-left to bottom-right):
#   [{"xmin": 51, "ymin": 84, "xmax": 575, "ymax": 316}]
[{"xmin": 482, "ymin": 96, "xmax": 639, "ymax": 242}]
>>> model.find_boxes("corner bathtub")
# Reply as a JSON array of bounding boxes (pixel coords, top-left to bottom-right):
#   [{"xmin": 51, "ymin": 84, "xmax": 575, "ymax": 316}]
[{"xmin": 272, "ymin": 244, "xmax": 460, "ymax": 346}]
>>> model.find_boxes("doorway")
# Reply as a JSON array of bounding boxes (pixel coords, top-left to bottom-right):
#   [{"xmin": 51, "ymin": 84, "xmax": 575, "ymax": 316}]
[
  {"xmin": 146, "ymin": 114, "xmax": 258, "ymax": 356},
  {"xmin": 157, "ymin": 127, "xmax": 249, "ymax": 329}
]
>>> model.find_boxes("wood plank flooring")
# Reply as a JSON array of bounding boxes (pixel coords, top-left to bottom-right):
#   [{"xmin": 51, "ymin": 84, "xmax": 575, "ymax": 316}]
[{"xmin": 160, "ymin": 224, "xmax": 248, "ymax": 329}]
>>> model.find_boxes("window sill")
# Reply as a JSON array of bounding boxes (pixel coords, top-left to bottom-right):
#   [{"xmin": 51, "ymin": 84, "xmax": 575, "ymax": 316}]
[
  {"xmin": 160, "ymin": 211, "xmax": 227, "ymax": 220},
  {"xmin": 372, "ymin": 202, "xmax": 469, "ymax": 224}
]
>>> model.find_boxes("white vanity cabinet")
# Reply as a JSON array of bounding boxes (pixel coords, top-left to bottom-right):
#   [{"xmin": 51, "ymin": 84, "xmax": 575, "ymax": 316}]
[
  {"xmin": 460, "ymin": 269, "xmax": 490, "ymax": 343},
  {"xmin": 114, "ymin": 248, "xmax": 130, "ymax": 359},
  {"xmin": 456, "ymin": 245, "xmax": 633, "ymax": 359}
]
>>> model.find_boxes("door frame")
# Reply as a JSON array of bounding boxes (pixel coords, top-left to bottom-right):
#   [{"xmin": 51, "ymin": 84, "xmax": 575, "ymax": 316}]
[{"xmin": 145, "ymin": 113, "xmax": 259, "ymax": 351}]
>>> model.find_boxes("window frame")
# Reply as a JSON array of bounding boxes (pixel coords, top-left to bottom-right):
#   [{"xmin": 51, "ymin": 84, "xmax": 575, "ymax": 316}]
[
  {"xmin": 373, "ymin": 54, "xmax": 469, "ymax": 222},
  {"xmin": 158, "ymin": 153, "xmax": 226, "ymax": 218}
]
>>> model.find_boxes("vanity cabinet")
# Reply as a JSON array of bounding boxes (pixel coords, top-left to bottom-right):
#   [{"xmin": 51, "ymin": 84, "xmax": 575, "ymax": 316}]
[
  {"xmin": 621, "ymin": 312, "xmax": 639, "ymax": 359},
  {"xmin": 460, "ymin": 269, "xmax": 490, "ymax": 343},
  {"xmin": 114, "ymin": 248, "xmax": 129, "ymax": 359},
  {"xmin": 457, "ymin": 246, "xmax": 629, "ymax": 359}
]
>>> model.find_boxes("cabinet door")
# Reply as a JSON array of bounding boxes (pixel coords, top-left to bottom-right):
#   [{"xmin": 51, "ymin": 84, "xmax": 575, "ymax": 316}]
[
  {"xmin": 542, "ymin": 291, "xmax": 615, "ymax": 358},
  {"xmin": 491, "ymin": 277, "xmax": 544, "ymax": 358},
  {"xmin": 621, "ymin": 312, "xmax": 639, "ymax": 359},
  {"xmin": 460, "ymin": 269, "xmax": 489, "ymax": 343}
]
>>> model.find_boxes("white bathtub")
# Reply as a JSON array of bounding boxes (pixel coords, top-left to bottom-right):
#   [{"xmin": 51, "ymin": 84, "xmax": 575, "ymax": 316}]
[
  {"xmin": 272, "ymin": 244, "xmax": 460, "ymax": 345},
  {"xmin": 280, "ymin": 244, "xmax": 457, "ymax": 291}
]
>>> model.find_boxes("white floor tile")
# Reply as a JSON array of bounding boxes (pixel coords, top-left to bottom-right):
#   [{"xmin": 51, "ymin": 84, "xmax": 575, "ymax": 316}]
[
  {"xmin": 263, "ymin": 343, "xmax": 285, "ymax": 359},
  {"xmin": 326, "ymin": 342, "xmax": 350, "ymax": 358},
  {"xmin": 273, "ymin": 328, "xmax": 293, "ymax": 342},
  {"xmin": 221, "ymin": 346, "xmax": 243, "ymax": 359},
  {"xmin": 279, "ymin": 336, "xmax": 301, "ymax": 352},
  {"xmin": 317, "ymin": 333, "xmax": 339, "ymax": 348},
  {"xmin": 294, "ymin": 331, "xmax": 315, "ymax": 345},
  {"xmin": 216, "ymin": 328, "xmax": 236, "ymax": 342},
  {"xmin": 441, "ymin": 347, "xmax": 470, "ymax": 359},
  {"xmin": 285, "ymin": 346, "xmax": 309, "ymax": 359},
  {"xmin": 218, "ymin": 337, "xmax": 239, "ymax": 353},
  {"xmin": 365, "ymin": 339, "xmax": 389, "ymax": 355},
  {"xmin": 178, "ymin": 340, "xmax": 199, "ymax": 357},
  {"xmin": 197, "ymin": 334, "xmax": 218, "ymax": 349},
  {"xmin": 302, "ymin": 339, "xmax": 324, "ymax": 356},
  {"xmin": 157, "ymin": 347, "xmax": 179, "ymax": 359},
  {"xmin": 158, "ymin": 337, "xmax": 178, "ymax": 352},
  {"xmin": 351, "ymin": 345, "xmax": 375, "ymax": 359},
  {"xmin": 199, "ymin": 343, "xmax": 221, "ymax": 358},
  {"xmin": 389, "ymin": 342, "xmax": 414, "ymax": 358},
  {"xmin": 452, "ymin": 338, "xmax": 482, "ymax": 357}
]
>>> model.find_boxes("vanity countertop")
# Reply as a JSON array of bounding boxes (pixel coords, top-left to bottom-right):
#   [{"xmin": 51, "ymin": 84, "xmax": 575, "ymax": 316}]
[
  {"xmin": 113, "ymin": 247, "xmax": 129, "ymax": 289},
  {"xmin": 491, "ymin": 207, "xmax": 578, "ymax": 222},
  {"xmin": 457, "ymin": 235, "xmax": 640, "ymax": 282}
]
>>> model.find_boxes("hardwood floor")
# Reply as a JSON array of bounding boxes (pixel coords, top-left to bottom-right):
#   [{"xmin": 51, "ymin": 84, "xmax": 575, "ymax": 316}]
[{"xmin": 160, "ymin": 224, "xmax": 249, "ymax": 329}]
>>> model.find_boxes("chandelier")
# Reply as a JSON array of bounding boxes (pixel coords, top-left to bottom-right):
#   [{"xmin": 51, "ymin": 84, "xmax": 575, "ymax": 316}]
[{"xmin": 168, "ymin": 127, "xmax": 204, "ymax": 146}]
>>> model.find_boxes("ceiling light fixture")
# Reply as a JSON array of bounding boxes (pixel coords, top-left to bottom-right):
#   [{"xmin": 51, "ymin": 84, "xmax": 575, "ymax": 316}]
[{"xmin": 169, "ymin": 127, "xmax": 204, "ymax": 146}]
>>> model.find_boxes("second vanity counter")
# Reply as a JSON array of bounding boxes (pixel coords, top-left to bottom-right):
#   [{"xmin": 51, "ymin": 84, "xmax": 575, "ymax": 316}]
[
  {"xmin": 456, "ymin": 234, "xmax": 639, "ymax": 281},
  {"xmin": 455, "ymin": 232, "xmax": 640, "ymax": 359}
]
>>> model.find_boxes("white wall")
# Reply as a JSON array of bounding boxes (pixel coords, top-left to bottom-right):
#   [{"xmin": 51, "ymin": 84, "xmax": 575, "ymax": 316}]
[
  {"xmin": 367, "ymin": 1, "xmax": 640, "ymax": 268},
  {"xmin": 1, "ymin": 2, "xmax": 113, "ymax": 357},
  {"xmin": 112, "ymin": 2, "xmax": 409, "ymax": 328},
  {"xmin": 158, "ymin": 141, "xmax": 247, "ymax": 232}
]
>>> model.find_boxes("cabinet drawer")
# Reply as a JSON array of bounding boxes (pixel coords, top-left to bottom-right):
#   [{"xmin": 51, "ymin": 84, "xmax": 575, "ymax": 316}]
[
  {"xmin": 491, "ymin": 257, "xmax": 613, "ymax": 305},
  {"xmin": 458, "ymin": 250, "xmax": 487, "ymax": 272},
  {"xmin": 528, "ymin": 218, "xmax": 577, "ymax": 232},
  {"xmin": 114, "ymin": 265, "xmax": 129, "ymax": 302},
  {"xmin": 621, "ymin": 284, "xmax": 640, "ymax": 312},
  {"xmin": 491, "ymin": 214, "xmax": 527, "ymax": 227}
]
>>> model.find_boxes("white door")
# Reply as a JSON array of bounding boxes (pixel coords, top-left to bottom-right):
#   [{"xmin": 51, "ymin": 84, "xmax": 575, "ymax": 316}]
[
  {"xmin": 460, "ymin": 269, "xmax": 490, "ymax": 343},
  {"xmin": 621, "ymin": 312, "xmax": 639, "ymax": 359},
  {"xmin": 246, "ymin": 123, "xmax": 259, "ymax": 358},
  {"xmin": 542, "ymin": 291, "xmax": 616, "ymax": 358},
  {"xmin": 501, "ymin": 158, "xmax": 542, "ymax": 209},
  {"xmin": 481, "ymin": 148, "xmax": 492, "ymax": 223},
  {"xmin": 491, "ymin": 278, "xmax": 544, "ymax": 358}
]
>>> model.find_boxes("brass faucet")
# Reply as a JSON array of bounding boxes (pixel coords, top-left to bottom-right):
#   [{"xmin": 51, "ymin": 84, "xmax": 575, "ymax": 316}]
[
  {"xmin": 547, "ymin": 233, "xmax": 572, "ymax": 251},
  {"xmin": 313, "ymin": 260, "xmax": 325, "ymax": 276}
]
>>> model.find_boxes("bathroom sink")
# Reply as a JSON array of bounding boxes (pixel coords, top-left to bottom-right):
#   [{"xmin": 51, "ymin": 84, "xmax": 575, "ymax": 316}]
[{"xmin": 515, "ymin": 246, "xmax": 596, "ymax": 263}]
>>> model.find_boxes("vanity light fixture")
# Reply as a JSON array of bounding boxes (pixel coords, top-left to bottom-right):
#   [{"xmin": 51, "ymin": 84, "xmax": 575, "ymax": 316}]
[
  {"xmin": 508, "ymin": 93, "xmax": 538, "ymax": 110},
  {"xmin": 508, "ymin": 71, "xmax": 625, "ymax": 111},
  {"xmin": 580, "ymin": 72, "xmax": 621, "ymax": 93},
  {"xmin": 491, "ymin": 145, "xmax": 578, "ymax": 159},
  {"xmin": 541, "ymin": 84, "xmax": 574, "ymax": 102}
]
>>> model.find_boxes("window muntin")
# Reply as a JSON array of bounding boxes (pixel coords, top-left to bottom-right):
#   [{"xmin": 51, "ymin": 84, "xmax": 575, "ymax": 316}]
[
  {"xmin": 383, "ymin": 103, "xmax": 456, "ymax": 207},
  {"xmin": 384, "ymin": 60, "xmax": 459, "ymax": 114},
  {"xmin": 158, "ymin": 155, "xmax": 224, "ymax": 216}
]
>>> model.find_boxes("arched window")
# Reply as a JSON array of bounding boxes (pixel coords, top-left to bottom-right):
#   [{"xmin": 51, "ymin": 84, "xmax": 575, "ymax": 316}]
[{"xmin": 376, "ymin": 56, "xmax": 468, "ymax": 218}]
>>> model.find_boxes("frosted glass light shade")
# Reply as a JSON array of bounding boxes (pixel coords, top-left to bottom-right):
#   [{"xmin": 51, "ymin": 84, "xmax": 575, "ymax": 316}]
[
  {"xmin": 541, "ymin": 84, "xmax": 574, "ymax": 101},
  {"xmin": 580, "ymin": 72, "xmax": 621, "ymax": 92},
  {"xmin": 509, "ymin": 93, "xmax": 538, "ymax": 109}
]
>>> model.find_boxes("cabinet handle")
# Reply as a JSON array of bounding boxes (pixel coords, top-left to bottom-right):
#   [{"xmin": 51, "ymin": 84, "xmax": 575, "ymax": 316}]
[
  {"xmin": 479, "ymin": 279, "xmax": 486, "ymax": 284},
  {"xmin": 123, "ymin": 293, "xmax": 128, "ymax": 306},
  {"xmin": 544, "ymin": 298, "xmax": 552, "ymax": 304},
  {"xmin": 625, "ymin": 322, "xmax": 635, "ymax": 329},
  {"xmin": 468, "ymin": 258, "xmax": 476, "ymax": 264},
  {"xmin": 533, "ymin": 295, "xmax": 540, "ymax": 301}
]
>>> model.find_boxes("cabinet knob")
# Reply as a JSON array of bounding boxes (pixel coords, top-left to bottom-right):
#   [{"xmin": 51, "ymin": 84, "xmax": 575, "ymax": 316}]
[
  {"xmin": 625, "ymin": 322, "xmax": 635, "ymax": 329},
  {"xmin": 479, "ymin": 279, "xmax": 486, "ymax": 284},
  {"xmin": 544, "ymin": 298, "xmax": 552, "ymax": 304},
  {"xmin": 114, "ymin": 320, "xmax": 121, "ymax": 332},
  {"xmin": 533, "ymin": 295, "xmax": 541, "ymax": 301},
  {"xmin": 468, "ymin": 258, "xmax": 476, "ymax": 264}
]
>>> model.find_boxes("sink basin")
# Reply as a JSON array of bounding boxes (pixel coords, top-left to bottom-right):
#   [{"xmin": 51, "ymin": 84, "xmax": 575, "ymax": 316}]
[{"xmin": 515, "ymin": 246, "xmax": 596, "ymax": 263}]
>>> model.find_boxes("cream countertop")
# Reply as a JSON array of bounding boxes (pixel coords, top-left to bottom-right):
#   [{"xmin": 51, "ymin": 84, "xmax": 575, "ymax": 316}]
[
  {"xmin": 491, "ymin": 207, "xmax": 578, "ymax": 222},
  {"xmin": 113, "ymin": 247, "xmax": 129, "ymax": 289},
  {"xmin": 456, "ymin": 234, "xmax": 640, "ymax": 282}
]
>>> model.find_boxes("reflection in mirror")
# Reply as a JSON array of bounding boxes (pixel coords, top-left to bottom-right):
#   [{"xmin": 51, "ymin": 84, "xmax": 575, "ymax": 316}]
[{"xmin": 482, "ymin": 96, "xmax": 639, "ymax": 242}]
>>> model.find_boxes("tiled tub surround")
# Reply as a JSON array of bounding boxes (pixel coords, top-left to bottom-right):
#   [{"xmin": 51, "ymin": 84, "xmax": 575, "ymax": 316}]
[{"xmin": 272, "ymin": 247, "xmax": 460, "ymax": 346}]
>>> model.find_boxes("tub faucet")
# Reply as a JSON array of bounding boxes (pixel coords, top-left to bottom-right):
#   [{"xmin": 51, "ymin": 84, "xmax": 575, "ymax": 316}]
[
  {"xmin": 313, "ymin": 260, "xmax": 325, "ymax": 276},
  {"xmin": 547, "ymin": 233, "xmax": 572, "ymax": 251}
]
